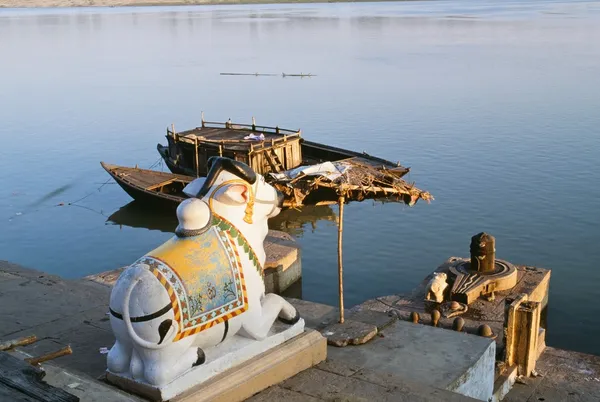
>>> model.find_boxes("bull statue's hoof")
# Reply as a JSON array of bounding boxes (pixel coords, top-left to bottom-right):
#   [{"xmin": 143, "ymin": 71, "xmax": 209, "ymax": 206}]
[
  {"xmin": 278, "ymin": 311, "xmax": 301, "ymax": 325},
  {"xmin": 193, "ymin": 348, "xmax": 206, "ymax": 367}
]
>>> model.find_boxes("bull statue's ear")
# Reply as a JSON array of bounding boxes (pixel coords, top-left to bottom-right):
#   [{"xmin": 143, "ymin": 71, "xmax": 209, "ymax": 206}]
[{"xmin": 218, "ymin": 183, "xmax": 249, "ymax": 205}]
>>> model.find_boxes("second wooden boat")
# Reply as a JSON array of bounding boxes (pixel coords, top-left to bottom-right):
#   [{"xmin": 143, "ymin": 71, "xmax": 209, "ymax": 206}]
[
  {"xmin": 101, "ymin": 162, "xmax": 189, "ymax": 209},
  {"xmin": 156, "ymin": 118, "xmax": 410, "ymax": 179}
]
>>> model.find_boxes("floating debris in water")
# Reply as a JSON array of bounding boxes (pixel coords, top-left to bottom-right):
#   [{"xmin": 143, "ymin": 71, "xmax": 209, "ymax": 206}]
[{"xmin": 220, "ymin": 72, "xmax": 316, "ymax": 78}]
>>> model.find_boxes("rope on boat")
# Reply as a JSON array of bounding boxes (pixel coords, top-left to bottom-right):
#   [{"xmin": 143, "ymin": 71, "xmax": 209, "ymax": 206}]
[{"xmin": 5, "ymin": 157, "xmax": 164, "ymax": 222}]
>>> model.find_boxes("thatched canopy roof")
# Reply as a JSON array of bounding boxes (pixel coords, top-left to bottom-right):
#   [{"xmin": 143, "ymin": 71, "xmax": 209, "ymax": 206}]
[{"xmin": 270, "ymin": 157, "xmax": 433, "ymax": 208}]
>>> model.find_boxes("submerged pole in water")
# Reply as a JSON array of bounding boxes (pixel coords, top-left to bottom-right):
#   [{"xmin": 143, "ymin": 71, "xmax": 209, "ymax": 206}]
[
  {"xmin": 338, "ymin": 195, "xmax": 345, "ymax": 323},
  {"xmin": 195, "ymin": 137, "xmax": 199, "ymax": 178}
]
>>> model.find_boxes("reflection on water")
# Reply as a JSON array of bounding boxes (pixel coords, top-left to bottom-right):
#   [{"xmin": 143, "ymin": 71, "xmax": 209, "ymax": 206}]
[
  {"xmin": 2, "ymin": 1, "xmax": 600, "ymax": 355},
  {"xmin": 268, "ymin": 205, "xmax": 338, "ymax": 237},
  {"xmin": 107, "ymin": 201, "xmax": 178, "ymax": 233},
  {"xmin": 106, "ymin": 201, "xmax": 338, "ymax": 238}
]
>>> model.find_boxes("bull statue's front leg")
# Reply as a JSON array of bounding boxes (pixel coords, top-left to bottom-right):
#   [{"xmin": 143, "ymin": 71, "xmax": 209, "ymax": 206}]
[{"xmin": 241, "ymin": 294, "xmax": 300, "ymax": 340}]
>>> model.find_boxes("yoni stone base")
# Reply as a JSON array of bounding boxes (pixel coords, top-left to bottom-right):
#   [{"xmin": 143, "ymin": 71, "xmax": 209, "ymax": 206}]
[{"xmin": 106, "ymin": 320, "xmax": 312, "ymax": 401}]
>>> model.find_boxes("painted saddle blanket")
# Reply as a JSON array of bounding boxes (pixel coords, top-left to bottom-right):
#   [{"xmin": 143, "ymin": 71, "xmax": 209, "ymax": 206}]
[{"xmin": 134, "ymin": 223, "xmax": 248, "ymax": 342}]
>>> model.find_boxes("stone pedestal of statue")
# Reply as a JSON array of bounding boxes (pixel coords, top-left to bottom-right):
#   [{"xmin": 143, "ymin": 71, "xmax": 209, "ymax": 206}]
[{"xmin": 105, "ymin": 320, "xmax": 327, "ymax": 402}]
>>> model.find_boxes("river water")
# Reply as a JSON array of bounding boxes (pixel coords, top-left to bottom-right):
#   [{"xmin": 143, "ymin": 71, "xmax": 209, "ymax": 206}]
[{"xmin": 1, "ymin": 0, "xmax": 599, "ymax": 354}]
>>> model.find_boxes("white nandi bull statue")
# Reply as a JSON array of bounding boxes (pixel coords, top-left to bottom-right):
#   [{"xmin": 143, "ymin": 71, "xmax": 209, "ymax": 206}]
[{"xmin": 107, "ymin": 157, "xmax": 300, "ymax": 386}]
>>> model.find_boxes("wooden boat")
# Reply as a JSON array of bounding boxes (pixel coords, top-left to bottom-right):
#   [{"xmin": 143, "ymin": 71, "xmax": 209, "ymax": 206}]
[
  {"xmin": 157, "ymin": 119, "xmax": 410, "ymax": 178},
  {"xmin": 156, "ymin": 118, "xmax": 432, "ymax": 208},
  {"xmin": 101, "ymin": 162, "xmax": 190, "ymax": 209}
]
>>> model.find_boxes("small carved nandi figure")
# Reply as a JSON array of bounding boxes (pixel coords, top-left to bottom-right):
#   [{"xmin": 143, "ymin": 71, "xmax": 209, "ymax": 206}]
[
  {"xmin": 425, "ymin": 272, "xmax": 448, "ymax": 303},
  {"xmin": 107, "ymin": 157, "xmax": 299, "ymax": 386}
]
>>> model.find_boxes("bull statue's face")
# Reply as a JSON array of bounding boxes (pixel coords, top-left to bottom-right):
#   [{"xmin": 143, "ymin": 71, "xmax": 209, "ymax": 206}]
[
  {"xmin": 190, "ymin": 156, "xmax": 284, "ymax": 227},
  {"xmin": 206, "ymin": 171, "xmax": 283, "ymax": 223},
  {"xmin": 248, "ymin": 173, "xmax": 284, "ymax": 220}
]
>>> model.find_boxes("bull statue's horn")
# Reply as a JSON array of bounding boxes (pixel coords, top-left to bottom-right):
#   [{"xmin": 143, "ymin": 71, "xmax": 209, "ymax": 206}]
[{"xmin": 197, "ymin": 157, "xmax": 257, "ymax": 198}]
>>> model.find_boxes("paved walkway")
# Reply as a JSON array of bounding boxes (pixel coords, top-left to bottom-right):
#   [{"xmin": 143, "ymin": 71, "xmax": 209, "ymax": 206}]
[
  {"xmin": 1, "ymin": 260, "xmax": 599, "ymax": 401},
  {"xmin": 504, "ymin": 347, "xmax": 600, "ymax": 402}
]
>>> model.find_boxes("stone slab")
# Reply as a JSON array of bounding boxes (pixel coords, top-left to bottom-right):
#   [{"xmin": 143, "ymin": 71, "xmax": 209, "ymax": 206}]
[
  {"xmin": 321, "ymin": 319, "xmax": 378, "ymax": 347},
  {"xmin": 345, "ymin": 306, "xmax": 398, "ymax": 331},
  {"xmin": 285, "ymin": 297, "xmax": 338, "ymax": 330},
  {"xmin": 504, "ymin": 346, "xmax": 600, "ymax": 402},
  {"xmin": 106, "ymin": 319, "xmax": 305, "ymax": 401},
  {"xmin": 263, "ymin": 257, "xmax": 302, "ymax": 294},
  {"xmin": 174, "ymin": 330, "xmax": 326, "ymax": 402},
  {"xmin": 263, "ymin": 231, "xmax": 300, "ymax": 272},
  {"xmin": 326, "ymin": 319, "xmax": 496, "ymax": 401},
  {"xmin": 280, "ymin": 364, "xmax": 480, "ymax": 401},
  {"xmin": 492, "ymin": 364, "xmax": 517, "ymax": 402},
  {"xmin": 246, "ymin": 386, "xmax": 321, "ymax": 402}
]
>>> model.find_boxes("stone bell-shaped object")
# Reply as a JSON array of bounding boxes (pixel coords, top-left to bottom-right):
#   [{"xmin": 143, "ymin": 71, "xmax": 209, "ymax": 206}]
[{"xmin": 449, "ymin": 232, "xmax": 517, "ymax": 305}]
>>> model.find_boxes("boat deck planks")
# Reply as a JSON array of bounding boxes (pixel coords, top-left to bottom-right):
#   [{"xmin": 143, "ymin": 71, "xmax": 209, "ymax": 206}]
[
  {"xmin": 101, "ymin": 162, "xmax": 192, "ymax": 208},
  {"xmin": 176, "ymin": 127, "xmax": 285, "ymax": 150},
  {"xmin": 104, "ymin": 164, "xmax": 191, "ymax": 190}
]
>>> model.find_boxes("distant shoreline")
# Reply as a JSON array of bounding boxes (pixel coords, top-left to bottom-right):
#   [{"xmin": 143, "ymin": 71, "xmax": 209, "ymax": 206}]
[{"xmin": 1, "ymin": 0, "xmax": 410, "ymax": 9}]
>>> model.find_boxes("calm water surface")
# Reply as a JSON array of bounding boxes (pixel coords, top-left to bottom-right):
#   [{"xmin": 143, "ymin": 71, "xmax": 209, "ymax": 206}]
[{"xmin": 1, "ymin": 0, "xmax": 600, "ymax": 354}]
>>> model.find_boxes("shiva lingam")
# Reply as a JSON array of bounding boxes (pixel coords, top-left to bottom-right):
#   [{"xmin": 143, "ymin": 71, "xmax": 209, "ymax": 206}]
[{"xmin": 448, "ymin": 232, "xmax": 518, "ymax": 305}]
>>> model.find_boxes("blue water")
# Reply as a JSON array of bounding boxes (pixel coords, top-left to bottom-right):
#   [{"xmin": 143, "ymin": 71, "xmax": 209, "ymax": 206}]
[{"xmin": 1, "ymin": 0, "xmax": 599, "ymax": 354}]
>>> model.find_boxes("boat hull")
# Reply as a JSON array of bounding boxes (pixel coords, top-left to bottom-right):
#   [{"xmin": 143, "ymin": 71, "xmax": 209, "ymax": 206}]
[
  {"xmin": 157, "ymin": 144, "xmax": 193, "ymax": 176},
  {"xmin": 101, "ymin": 162, "xmax": 187, "ymax": 210}
]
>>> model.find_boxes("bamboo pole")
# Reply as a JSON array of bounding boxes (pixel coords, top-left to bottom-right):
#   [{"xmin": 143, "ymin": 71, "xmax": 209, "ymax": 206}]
[
  {"xmin": 195, "ymin": 137, "xmax": 200, "ymax": 178},
  {"xmin": 25, "ymin": 345, "xmax": 72, "ymax": 366},
  {"xmin": 337, "ymin": 195, "xmax": 345, "ymax": 323},
  {"xmin": 0, "ymin": 335, "xmax": 37, "ymax": 351}
]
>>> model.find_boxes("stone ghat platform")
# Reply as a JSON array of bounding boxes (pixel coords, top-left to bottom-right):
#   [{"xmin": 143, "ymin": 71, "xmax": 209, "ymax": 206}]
[{"xmin": 1, "ymin": 260, "xmax": 599, "ymax": 401}]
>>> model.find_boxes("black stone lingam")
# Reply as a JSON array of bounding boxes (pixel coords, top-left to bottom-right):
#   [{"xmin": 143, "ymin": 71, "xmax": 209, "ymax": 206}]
[
  {"xmin": 470, "ymin": 232, "xmax": 496, "ymax": 274},
  {"xmin": 448, "ymin": 232, "xmax": 517, "ymax": 304}
]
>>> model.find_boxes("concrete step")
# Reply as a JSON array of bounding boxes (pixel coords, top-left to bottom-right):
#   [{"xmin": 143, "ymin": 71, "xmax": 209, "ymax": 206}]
[
  {"xmin": 324, "ymin": 319, "xmax": 496, "ymax": 401},
  {"xmin": 251, "ymin": 360, "xmax": 482, "ymax": 402}
]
